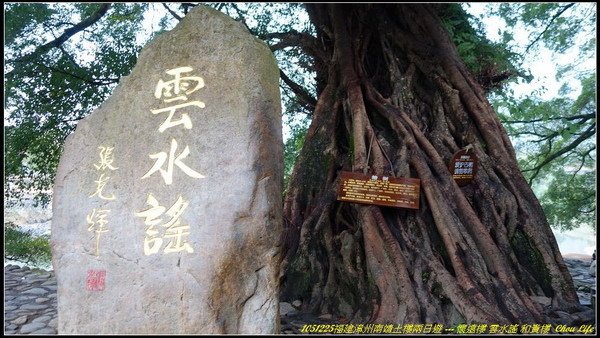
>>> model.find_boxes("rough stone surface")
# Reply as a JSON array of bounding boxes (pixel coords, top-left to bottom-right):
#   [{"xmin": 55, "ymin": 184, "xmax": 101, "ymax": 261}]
[
  {"xmin": 51, "ymin": 5, "xmax": 282, "ymax": 335},
  {"xmin": 31, "ymin": 328, "xmax": 58, "ymax": 334},
  {"xmin": 19, "ymin": 322, "xmax": 48, "ymax": 334},
  {"xmin": 318, "ymin": 313, "xmax": 332, "ymax": 321},
  {"xmin": 280, "ymin": 302, "xmax": 296, "ymax": 317},
  {"xmin": 24, "ymin": 288, "xmax": 48, "ymax": 295},
  {"xmin": 21, "ymin": 304, "xmax": 49, "ymax": 311},
  {"xmin": 12, "ymin": 315, "xmax": 29, "ymax": 325},
  {"xmin": 531, "ymin": 296, "xmax": 552, "ymax": 307},
  {"xmin": 32, "ymin": 315, "xmax": 52, "ymax": 323}
]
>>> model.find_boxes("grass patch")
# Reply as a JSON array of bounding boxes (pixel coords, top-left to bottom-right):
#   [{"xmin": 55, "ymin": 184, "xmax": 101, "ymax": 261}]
[{"xmin": 4, "ymin": 222, "xmax": 52, "ymax": 266}]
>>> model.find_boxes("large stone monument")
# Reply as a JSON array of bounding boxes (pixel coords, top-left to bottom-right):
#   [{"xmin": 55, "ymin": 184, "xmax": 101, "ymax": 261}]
[{"xmin": 51, "ymin": 6, "xmax": 282, "ymax": 334}]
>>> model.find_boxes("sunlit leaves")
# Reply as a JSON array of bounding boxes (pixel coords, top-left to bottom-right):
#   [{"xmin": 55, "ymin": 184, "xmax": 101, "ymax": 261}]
[
  {"xmin": 478, "ymin": 3, "xmax": 597, "ymax": 230},
  {"xmin": 283, "ymin": 121, "xmax": 309, "ymax": 190},
  {"xmin": 493, "ymin": 3, "xmax": 595, "ymax": 75},
  {"xmin": 4, "ymin": 3, "xmax": 149, "ymax": 206},
  {"xmin": 4, "ymin": 3, "xmax": 54, "ymax": 47},
  {"xmin": 440, "ymin": 4, "xmax": 519, "ymax": 83},
  {"xmin": 542, "ymin": 170, "xmax": 596, "ymax": 231},
  {"xmin": 494, "ymin": 73, "xmax": 596, "ymax": 229}
]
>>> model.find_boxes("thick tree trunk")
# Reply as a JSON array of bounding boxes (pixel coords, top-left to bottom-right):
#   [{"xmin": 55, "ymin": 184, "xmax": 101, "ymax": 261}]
[{"xmin": 281, "ymin": 4, "xmax": 589, "ymax": 325}]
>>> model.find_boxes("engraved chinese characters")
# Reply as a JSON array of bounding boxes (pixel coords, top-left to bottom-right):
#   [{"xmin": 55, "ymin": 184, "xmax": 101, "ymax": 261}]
[
  {"xmin": 152, "ymin": 67, "xmax": 205, "ymax": 132},
  {"xmin": 52, "ymin": 5, "xmax": 282, "ymax": 334},
  {"xmin": 142, "ymin": 138, "xmax": 205, "ymax": 184},
  {"xmin": 137, "ymin": 67, "xmax": 205, "ymax": 255},
  {"xmin": 87, "ymin": 146, "xmax": 118, "ymax": 256},
  {"xmin": 136, "ymin": 194, "xmax": 193, "ymax": 254}
]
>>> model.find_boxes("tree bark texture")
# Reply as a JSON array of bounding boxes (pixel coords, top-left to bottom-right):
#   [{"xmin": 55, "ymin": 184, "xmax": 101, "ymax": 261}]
[{"xmin": 281, "ymin": 4, "xmax": 588, "ymax": 325}]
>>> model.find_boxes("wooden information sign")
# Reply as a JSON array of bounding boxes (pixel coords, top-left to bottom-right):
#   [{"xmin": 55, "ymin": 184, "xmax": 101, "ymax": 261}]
[
  {"xmin": 337, "ymin": 171, "xmax": 420, "ymax": 209},
  {"xmin": 449, "ymin": 148, "xmax": 478, "ymax": 186}
]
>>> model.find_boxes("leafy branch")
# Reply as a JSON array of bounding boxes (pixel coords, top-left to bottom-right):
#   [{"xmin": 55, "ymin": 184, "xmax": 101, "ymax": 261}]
[
  {"xmin": 523, "ymin": 123, "xmax": 596, "ymax": 183},
  {"xmin": 280, "ymin": 69, "xmax": 316, "ymax": 113},
  {"xmin": 8, "ymin": 4, "xmax": 111, "ymax": 68},
  {"xmin": 503, "ymin": 112, "xmax": 595, "ymax": 124},
  {"xmin": 162, "ymin": 3, "xmax": 182, "ymax": 21},
  {"xmin": 524, "ymin": 3, "xmax": 575, "ymax": 53}
]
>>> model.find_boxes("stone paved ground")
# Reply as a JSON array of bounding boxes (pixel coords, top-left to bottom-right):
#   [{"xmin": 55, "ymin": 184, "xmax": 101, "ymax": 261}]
[
  {"xmin": 4, "ymin": 265, "xmax": 57, "ymax": 335},
  {"xmin": 4, "ymin": 258, "xmax": 596, "ymax": 335},
  {"xmin": 563, "ymin": 258, "xmax": 596, "ymax": 308}
]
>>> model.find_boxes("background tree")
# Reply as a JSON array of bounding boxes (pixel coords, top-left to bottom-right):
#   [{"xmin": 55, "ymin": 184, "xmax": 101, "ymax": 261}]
[
  {"xmin": 483, "ymin": 3, "xmax": 596, "ymax": 231},
  {"xmin": 4, "ymin": 3, "xmax": 595, "ymax": 325},
  {"xmin": 5, "ymin": 3, "xmax": 149, "ymax": 205}
]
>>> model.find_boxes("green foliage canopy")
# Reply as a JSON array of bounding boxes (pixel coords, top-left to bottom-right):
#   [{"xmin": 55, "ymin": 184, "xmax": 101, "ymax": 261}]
[
  {"xmin": 5, "ymin": 3, "xmax": 149, "ymax": 205},
  {"xmin": 483, "ymin": 2, "xmax": 596, "ymax": 230}
]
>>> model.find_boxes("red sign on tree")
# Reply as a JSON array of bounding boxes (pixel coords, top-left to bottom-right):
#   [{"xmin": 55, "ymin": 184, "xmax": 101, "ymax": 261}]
[{"xmin": 449, "ymin": 148, "xmax": 478, "ymax": 186}]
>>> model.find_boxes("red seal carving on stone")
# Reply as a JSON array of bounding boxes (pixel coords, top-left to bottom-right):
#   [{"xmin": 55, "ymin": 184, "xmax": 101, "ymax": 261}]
[{"xmin": 86, "ymin": 269, "xmax": 106, "ymax": 291}]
